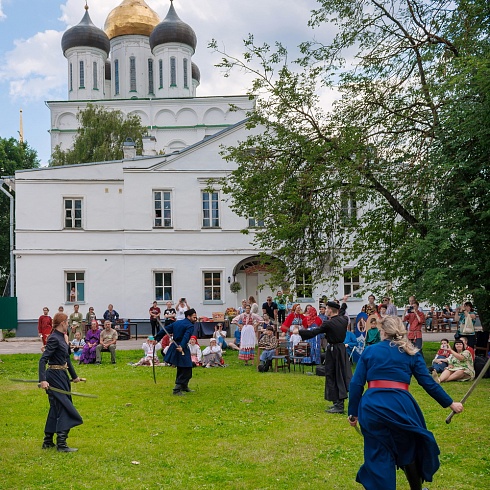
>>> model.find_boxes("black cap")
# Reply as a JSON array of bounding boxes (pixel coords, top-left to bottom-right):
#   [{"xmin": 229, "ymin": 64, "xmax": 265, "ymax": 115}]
[{"xmin": 326, "ymin": 301, "xmax": 341, "ymax": 310}]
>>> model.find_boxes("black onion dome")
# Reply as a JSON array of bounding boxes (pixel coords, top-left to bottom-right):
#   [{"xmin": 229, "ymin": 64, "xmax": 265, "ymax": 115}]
[
  {"xmin": 191, "ymin": 62, "xmax": 200, "ymax": 83},
  {"xmin": 62, "ymin": 7, "xmax": 110, "ymax": 56},
  {"xmin": 150, "ymin": 1, "xmax": 197, "ymax": 52}
]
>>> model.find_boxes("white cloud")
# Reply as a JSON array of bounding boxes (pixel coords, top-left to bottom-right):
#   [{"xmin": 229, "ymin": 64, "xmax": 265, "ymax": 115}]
[
  {"xmin": 0, "ymin": 30, "xmax": 65, "ymax": 101},
  {"xmin": 0, "ymin": 1, "xmax": 5, "ymax": 21}
]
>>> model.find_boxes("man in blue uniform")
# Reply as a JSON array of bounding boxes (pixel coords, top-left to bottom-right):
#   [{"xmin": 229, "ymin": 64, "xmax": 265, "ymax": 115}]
[{"xmin": 155, "ymin": 308, "xmax": 197, "ymax": 395}]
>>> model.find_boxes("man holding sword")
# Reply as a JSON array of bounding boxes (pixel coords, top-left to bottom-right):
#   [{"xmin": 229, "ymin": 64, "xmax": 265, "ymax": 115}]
[{"xmin": 155, "ymin": 308, "xmax": 198, "ymax": 396}]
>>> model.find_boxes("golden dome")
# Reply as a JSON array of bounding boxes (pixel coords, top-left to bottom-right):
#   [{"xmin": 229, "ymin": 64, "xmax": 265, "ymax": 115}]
[{"xmin": 104, "ymin": 0, "xmax": 160, "ymax": 40}]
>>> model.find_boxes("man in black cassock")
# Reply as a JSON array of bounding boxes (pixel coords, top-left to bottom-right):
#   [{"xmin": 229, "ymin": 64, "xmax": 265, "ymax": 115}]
[
  {"xmin": 300, "ymin": 296, "xmax": 352, "ymax": 413},
  {"xmin": 39, "ymin": 312, "xmax": 83, "ymax": 452}
]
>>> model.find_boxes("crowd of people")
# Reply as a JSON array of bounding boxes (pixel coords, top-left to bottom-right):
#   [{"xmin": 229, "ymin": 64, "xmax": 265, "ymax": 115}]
[{"xmin": 34, "ymin": 290, "xmax": 486, "ymax": 490}]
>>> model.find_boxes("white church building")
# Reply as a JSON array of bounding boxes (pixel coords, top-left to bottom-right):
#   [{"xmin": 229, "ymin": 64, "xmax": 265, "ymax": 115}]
[{"xmin": 13, "ymin": 1, "xmax": 363, "ymax": 334}]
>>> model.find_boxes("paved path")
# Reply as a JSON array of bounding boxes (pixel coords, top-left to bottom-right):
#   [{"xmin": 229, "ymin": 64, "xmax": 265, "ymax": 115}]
[{"xmin": 0, "ymin": 331, "xmax": 456, "ymax": 355}]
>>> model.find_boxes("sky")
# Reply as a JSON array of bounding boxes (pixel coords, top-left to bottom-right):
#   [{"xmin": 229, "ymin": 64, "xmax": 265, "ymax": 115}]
[{"xmin": 0, "ymin": 0, "xmax": 330, "ymax": 166}]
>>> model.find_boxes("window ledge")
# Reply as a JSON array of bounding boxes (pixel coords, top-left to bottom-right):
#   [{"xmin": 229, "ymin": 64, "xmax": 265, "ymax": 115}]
[
  {"xmin": 203, "ymin": 300, "xmax": 224, "ymax": 305},
  {"xmin": 153, "ymin": 226, "xmax": 173, "ymax": 230}
]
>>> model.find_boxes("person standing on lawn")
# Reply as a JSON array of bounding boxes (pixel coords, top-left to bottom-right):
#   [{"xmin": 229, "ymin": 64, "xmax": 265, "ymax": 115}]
[
  {"xmin": 38, "ymin": 307, "xmax": 53, "ymax": 351},
  {"xmin": 155, "ymin": 308, "xmax": 198, "ymax": 395},
  {"xmin": 300, "ymin": 295, "xmax": 351, "ymax": 414},
  {"xmin": 38, "ymin": 312, "xmax": 83, "ymax": 452},
  {"xmin": 348, "ymin": 315, "xmax": 463, "ymax": 490}
]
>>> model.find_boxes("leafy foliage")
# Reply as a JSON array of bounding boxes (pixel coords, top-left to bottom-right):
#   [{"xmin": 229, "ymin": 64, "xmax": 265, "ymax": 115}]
[
  {"xmin": 0, "ymin": 138, "xmax": 39, "ymax": 294},
  {"xmin": 210, "ymin": 1, "xmax": 490, "ymax": 328},
  {"xmin": 49, "ymin": 104, "xmax": 147, "ymax": 166}
]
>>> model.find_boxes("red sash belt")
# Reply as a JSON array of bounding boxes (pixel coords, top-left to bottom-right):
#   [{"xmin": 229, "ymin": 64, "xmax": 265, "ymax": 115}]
[{"xmin": 368, "ymin": 380, "xmax": 409, "ymax": 391}]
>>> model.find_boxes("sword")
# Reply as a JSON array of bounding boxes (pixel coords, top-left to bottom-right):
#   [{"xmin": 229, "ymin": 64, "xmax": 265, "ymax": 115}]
[
  {"xmin": 348, "ymin": 415, "xmax": 362, "ymax": 436},
  {"xmin": 9, "ymin": 378, "xmax": 87, "ymax": 383},
  {"xmin": 446, "ymin": 356, "xmax": 490, "ymax": 424},
  {"xmin": 9, "ymin": 379, "xmax": 96, "ymax": 398},
  {"xmin": 39, "ymin": 385, "xmax": 98, "ymax": 398},
  {"xmin": 156, "ymin": 318, "xmax": 185, "ymax": 355}
]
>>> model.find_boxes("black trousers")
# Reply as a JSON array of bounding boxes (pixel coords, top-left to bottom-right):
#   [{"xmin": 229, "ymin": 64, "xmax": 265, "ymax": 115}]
[
  {"xmin": 277, "ymin": 309, "xmax": 286, "ymax": 324},
  {"xmin": 174, "ymin": 366, "xmax": 192, "ymax": 391},
  {"xmin": 150, "ymin": 319, "xmax": 159, "ymax": 337}
]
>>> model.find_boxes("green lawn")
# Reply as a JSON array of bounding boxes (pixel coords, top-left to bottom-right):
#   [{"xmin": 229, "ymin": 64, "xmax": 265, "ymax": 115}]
[{"xmin": 0, "ymin": 343, "xmax": 488, "ymax": 490}]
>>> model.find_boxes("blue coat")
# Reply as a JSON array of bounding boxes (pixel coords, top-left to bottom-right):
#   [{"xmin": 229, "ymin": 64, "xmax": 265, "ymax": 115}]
[
  {"xmin": 155, "ymin": 319, "xmax": 194, "ymax": 367},
  {"xmin": 348, "ymin": 340, "xmax": 453, "ymax": 490}
]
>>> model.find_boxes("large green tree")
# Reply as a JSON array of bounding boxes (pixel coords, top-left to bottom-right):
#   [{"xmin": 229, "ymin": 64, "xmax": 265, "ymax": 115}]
[
  {"xmin": 210, "ymin": 0, "xmax": 490, "ymax": 328},
  {"xmin": 0, "ymin": 137, "xmax": 40, "ymax": 294},
  {"xmin": 49, "ymin": 104, "xmax": 147, "ymax": 166}
]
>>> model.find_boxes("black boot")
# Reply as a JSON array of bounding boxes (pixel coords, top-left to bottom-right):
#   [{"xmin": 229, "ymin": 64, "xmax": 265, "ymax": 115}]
[
  {"xmin": 325, "ymin": 399, "xmax": 345, "ymax": 414},
  {"xmin": 56, "ymin": 431, "xmax": 78, "ymax": 452},
  {"xmin": 42, "ymin": 432, "xmax": 55, "ymax": 449},
  {"xmin": 173, "ymin": 384, "xmax": 184, "ymax": 396},
  {"xmin": 181, "ymin": 385, "xmax": 195, "ymax": 393},
  {"xmin": 258, "ymin": 361, "xmax": 266, "ymax": 372},
  {"xmin": 403, "ymin": 461, "xmax": 422, "ymax": 490}
]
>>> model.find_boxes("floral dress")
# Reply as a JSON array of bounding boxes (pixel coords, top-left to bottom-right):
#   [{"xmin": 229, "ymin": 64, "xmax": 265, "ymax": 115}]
[{"xmin": 446, "ymin": 350, "xmax": 475, "ymax": 380}]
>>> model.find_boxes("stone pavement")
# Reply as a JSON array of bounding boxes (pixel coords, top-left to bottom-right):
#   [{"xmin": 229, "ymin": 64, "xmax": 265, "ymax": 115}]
[{"xmin": 0, "ymin": 331, "xmax": 456, "ymax": 356}]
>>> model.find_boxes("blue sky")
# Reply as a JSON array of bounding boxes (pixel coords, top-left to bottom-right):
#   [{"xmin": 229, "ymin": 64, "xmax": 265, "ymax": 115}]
[{"xmin": 0, "ymin": 0, "xmax": 325, "ymax": 166}]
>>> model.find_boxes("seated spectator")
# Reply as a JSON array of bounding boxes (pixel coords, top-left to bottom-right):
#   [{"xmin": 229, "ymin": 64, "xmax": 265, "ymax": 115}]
[
  {"xmin": 430, "ymin": 338, "xmax": 451, "ymax": 373},
  {"xmin": 103, "ymin": 304, "xmax": 119, "ymax": 327},
  {"xmin": 95, "ymin": 320, "xmax": 117, "ymax": 364},
  {"xmin": 212, "ymin": 323, "xmax": 228, "ymax": 350},
  {"xmin": 131, "ymin": 336, "xmax": 162, "ymax": 366},
  {"xmin": 70, "ymin": 332, "xmax": 85, "ymax": 363},
  {"xmin": 257, "ymin": 326, "xmax": 279, "ymax": 372},
  {"xmin": 202, "ymin": 338, "xmax": 223, "ymax": 367},
  {"xmin": 365, "ymin": 315, "xmax": 381, "ymax": 347},
  {"xmin": 227, "ymin": 324, "xmax": 242, "ymax": 351},
  {"xmin": 290, "ymin": 328, "xmax": 302, "ymax": 348},
  {"xmin": 438, "ymin": 339, "xmax": 475, "ymax": 383},
  {"xmin": 188, "ymin": 336, "xmax": 202, "ymax": 366},
  {"xmin": 79, "ymin": 320, "xmax": 100, "ymax": 364},
  {"xmin": 425, "ymin": 306, "xmax": 437, "ymax": 331},
  {"xmin": 344, "ymin": 329, "xmax": 358, "ymax": 360}
]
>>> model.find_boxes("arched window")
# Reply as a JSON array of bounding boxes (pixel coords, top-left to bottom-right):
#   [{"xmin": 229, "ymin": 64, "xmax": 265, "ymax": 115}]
[
  {"xmin": 93, "ymin": 61, "xmax": 98, "ymax": 90},
  {"xmin": 69, "ymin": 63, "xmax": 73, "ymax": 91},
  {"xmin": 79, "ymin": 60, "xmax": 85, "ymax": 88},
  {"xmin": 183, "ymin": 58, "xmax": 188, "ymax": 88},
  {"xmin": 114, "ymin": 60, "xmax": 119, "ymax": 95},
  {"xmin": 148, "ymin": 59, "xmax": 154, "ymax": 94},
  {"xmin": 129, "ymin": 56, "xmax": 137, "ymax": 92},
  {"xmin": 159, "ymin": 59, "xmax": 163, "ymax": 88},
  {"xmin": 170, "ymin": 57, "xmax": 176, "ymax": 86}
]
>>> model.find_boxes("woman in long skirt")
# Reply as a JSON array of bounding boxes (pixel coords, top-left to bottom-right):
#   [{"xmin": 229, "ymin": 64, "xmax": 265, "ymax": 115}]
[
  {"xmin": 348, "ymin": 316, "xmax": 463, "ymax": 490},
  {"xmin": 39, "ymin": 312, "xmax": 84, "ymax": 452}
]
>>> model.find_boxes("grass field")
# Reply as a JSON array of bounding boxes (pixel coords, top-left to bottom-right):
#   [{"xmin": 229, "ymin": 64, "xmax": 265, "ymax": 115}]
[{"xmin": 0, "ymin": 342, "xmax": 488, "ymax": 490}]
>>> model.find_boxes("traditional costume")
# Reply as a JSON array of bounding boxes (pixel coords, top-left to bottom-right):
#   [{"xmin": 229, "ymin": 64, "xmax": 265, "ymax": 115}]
[
  {"xmin": 155, "ymin": 316, "xmax": 195, "ymax": 395},
  {"xmin": 300, "ymin": 302, "xmax": 351, "ymax": 413},
  {"xmin": 39, "ymin": 329, "xmax": 83, "ymax": 451},
  {"xmin": 348, "ymin": 339, "xmax": 454, "ymax": 490}
]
